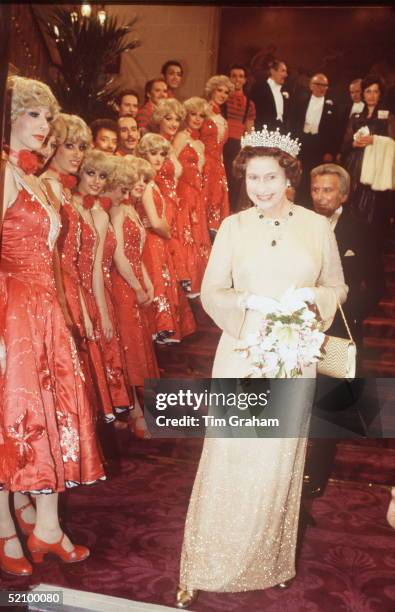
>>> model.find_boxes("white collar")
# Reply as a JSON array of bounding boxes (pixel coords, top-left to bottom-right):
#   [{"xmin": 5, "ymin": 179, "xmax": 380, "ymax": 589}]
[
  {"xmin": 330, "ymin": 206, "xmax": 343, "ymax": 228},
  {"xmin": 267, "ymin": 77, "xmax": 281, "ymax": 90}
]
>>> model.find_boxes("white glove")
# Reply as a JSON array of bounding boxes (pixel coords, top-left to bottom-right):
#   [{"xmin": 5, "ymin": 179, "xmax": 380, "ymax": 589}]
[
  {"xmin": 291, "ymin": 287, "xmax": 315, "ymax": 304},
  {"xmin": 246, "ymin": 294, "xmax": 282, "ymax": 315}
]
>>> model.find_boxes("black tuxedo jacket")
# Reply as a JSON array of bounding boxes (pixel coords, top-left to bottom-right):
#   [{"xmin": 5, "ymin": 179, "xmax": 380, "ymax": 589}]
[
  {"xmin": 250, "ymin": 80, "xmax": 290, "ymax": 132},
  {"xmin": 328, "ymin": 208, "xmax": 384, "ymax": 344},
  {"xmin": 290, "ymin": 91, "xmax": 339, "ymax": 156}
]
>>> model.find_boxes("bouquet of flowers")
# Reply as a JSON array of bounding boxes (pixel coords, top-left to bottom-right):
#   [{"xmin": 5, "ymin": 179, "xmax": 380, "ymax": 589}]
[{"xmin": 237, "ymin": 287, "xmax": 326, "ymax": 378}]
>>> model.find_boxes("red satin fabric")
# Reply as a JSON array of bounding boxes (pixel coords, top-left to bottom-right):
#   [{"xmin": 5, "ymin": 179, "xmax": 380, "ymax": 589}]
[
  {"xmin": 111, "ymin": 213, "xmax": 159, "ymax": 385},
  {"xmin": 77, "ymin": 219, "xmax": 113, "ymax": 421},
  {"xmin": 97, "ymin": 226, "xmax": 131, "ymax": 408},
  {"xmin": 200, "ymin": 117, "xmax": 230, "ymax": 230},
  {"xmin": 177, "ymin": 144, "xmax": 210, "ymax": 292},
  {"xmin": 0, "ymin": 189, "xmax": 104, "ymax": 492}
]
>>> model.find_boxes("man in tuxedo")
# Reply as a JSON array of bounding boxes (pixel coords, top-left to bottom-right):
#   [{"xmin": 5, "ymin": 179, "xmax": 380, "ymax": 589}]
[
  {"xmin": 304, "ymin": 163, "xmax": 385, "ymax": 496},
  {"xmin": 337, "ymin": 79, "xmax": 365, "ymax": 155},
  {"xmin": 291, "ymin": 73, "xmax": 339, "ymax": 206},
  {"xmin": 311, "ymin": 163, "xmax": 384, "ymax": 348},
  {"xmin": 250, "ymin": 59, "xmax": 290, "ymax": 132}
]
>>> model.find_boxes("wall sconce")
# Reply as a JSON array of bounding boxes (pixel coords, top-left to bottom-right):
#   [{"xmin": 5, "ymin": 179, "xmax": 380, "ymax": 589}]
[
  {"xmin": 80, "ymin": 3, "xmax": 92, "ymax": 19},
  {"xmin": 97, "ymin": 10, "xmax": 107, "ymax": 26}
]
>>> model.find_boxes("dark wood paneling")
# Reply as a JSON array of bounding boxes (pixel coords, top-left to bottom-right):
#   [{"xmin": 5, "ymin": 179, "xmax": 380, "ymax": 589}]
[{"xmin": 218, "ymin": 7, "xmax": 395, "ymax": 100}]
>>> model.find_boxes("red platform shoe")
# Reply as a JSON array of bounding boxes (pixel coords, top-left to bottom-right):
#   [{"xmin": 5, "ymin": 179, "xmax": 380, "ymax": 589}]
[
  {"xmin": 27, "ymin": 532, "xmax": 90, "ymax": 564},
  {"xmin": 0, "ymin": 534, "xmax": 33, "ymax": 576},
  {"xmin": 15, "ymin": 501, "xmax": 35, "ymax": 536}
]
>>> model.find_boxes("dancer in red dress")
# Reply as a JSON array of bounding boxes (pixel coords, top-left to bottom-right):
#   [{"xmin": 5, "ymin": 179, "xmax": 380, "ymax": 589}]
[
  {"xmin": 173, "ymin": 98, "xmax": 211, "ymax": 296},
  {"xmin": 110, "ymin": 156, "xmax": 160, "ymax": 438},
  {"xmin": 41, "ymin": 114, "xmax": 102, "ymax": 425},
  {"xmin": 73, "ymin": 150, "xmax": 116, "ymax": 423},
  {"xmin": 152, "ymin": 99, "xmax": 190, "ymax": 291},
  {"xmin": 201, "ymin": 75, "xmax": 234, "ymax": 232},
  {"xmin": 0, "ymin": 76, "xmax": 104, "ymax": 577},
  {"xmin": 137, "ymin": 133, "xmax": 189, "ymax": 343},
  {"xmin": 138, "ymin": 134, "xmax": 196, "ymax": 342},
  {"xmin": 85, "ymin": 155, "xmax": 133, "ymax": 416}
]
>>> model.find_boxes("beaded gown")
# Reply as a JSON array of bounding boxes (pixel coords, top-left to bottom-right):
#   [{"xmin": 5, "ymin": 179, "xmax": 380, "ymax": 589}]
[
  {"xmin": 77, "ymin": 216, "xmax": 113, "ymax": 422},
  {"xmin": 141, "ymin": 186, "xmax": 184, "ymax": 341},
  {"xmin": 179, "ymin": 205, "xmax": 348, "ymax": 591},
  {"xmin": 155, "ymin": 162, "xmax": 196, "ymax": 339},
  {"xmin": 177, "ymin": 142, "xmax": 210, "ymax": 294},
  {"xmin": 0, "ymin": 171, "xmax": 105, "ymax": 492},
  {"xmin": 200, "ymin": 108, "xmax": 230, "ymax": 231},
  {"xmin": 96, "ymin": 224, "xmax": 132, "ymax": 409},
  {"xmin": 111, "ymin": 210, "xmax": 159, "ymax": 386}
]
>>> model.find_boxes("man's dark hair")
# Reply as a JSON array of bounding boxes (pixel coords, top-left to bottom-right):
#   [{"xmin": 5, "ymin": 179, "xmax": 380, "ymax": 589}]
[
  {"xmin": 161, "ymin": 60, "xmax": 183, "ymax": 76},
  {"xmin": 268, "ymin": 59, "xmax": 287, "ymax": 72},
  {"xmin": 90, "ymin": 118, "xmax": 118, "ymax": 141},
  {"xmin": 229, "ymin": 64, "xmax": 248, "ymax": 78},
  {"xmin": 115, "ymin": 89, "xmax": 140, "ymax": 106}
]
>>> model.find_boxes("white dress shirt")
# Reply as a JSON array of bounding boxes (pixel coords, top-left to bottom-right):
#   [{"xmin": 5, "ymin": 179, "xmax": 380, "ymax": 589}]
[
  {"xmin": 304, "ymin": 95, "xmax": 325, "ymax": 134},
  {"xmin": 329, "ymin": 206, "xmax": 343, "ymax": 229},
  {"xmin": 350, "ymin": 101, "xmax": 365, "ymax": 116},
  {"xmin": 267, "ymin": 77, "xmax": 284, "ymax": 121}
]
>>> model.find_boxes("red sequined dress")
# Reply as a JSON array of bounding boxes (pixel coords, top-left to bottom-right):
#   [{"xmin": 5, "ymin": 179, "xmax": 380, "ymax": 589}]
[
  {"xmin": 0, "ymin": 172, "xmax": 105, "ymax": 492},
  {"xmin": 177, "ymin": 141, "xmax": 210, "ymax": 294},
  {"xmin": 97, "ymin": 224, "xmax": 132, "ymax": 409},
  {"xmin": 77, "ymin": 214, "xmax": 114, "ymax": 422},
  {"xmin": 111, "ymin": 209, "xmax": 159, "ymax": 385},
  {"xmin": 200, "ymin": 108, "xmax": 230, "ymax": 230},
  {"xmin": 155, "ymin": 163, "xmax": 196, "ymax": 339},
  {"xmin": 141, "ymin": 186, "xmax": 183, "ymax": 341},
  {"xmin": 56, "ymin": 191, "xmax": 99, "ymax": 412}
]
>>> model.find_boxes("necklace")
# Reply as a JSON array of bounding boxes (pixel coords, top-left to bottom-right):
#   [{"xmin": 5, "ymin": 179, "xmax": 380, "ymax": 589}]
[{"xmin": 254, "ymin": 203, "xmax": 295, "ymax": 247}]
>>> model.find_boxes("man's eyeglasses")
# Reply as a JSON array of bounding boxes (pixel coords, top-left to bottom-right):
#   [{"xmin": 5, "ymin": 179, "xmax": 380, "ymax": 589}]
[{"xmin": 312, "ymin": 82, "xmax": 329, "ymax": 88}]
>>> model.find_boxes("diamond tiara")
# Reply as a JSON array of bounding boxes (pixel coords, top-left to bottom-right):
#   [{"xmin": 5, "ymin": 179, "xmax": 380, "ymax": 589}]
[{"xmin": 241, "ymin": 126, "xmax": 301, "ymax": 157}]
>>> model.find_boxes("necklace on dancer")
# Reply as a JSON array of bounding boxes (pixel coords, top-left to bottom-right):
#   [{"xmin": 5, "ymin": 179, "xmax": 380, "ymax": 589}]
[{"xmin": 254, "ymin": 203, "xmax": 295, "ymax": 247}]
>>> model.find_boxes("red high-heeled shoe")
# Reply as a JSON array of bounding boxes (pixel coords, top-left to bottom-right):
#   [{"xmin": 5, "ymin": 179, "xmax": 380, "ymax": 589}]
[
  {"xmin": 0, "ymin": 534, "xmax": 33, "ymax": 576},
  {"xmin": 27, "ymin": 532, "xmax": 90, "ymax": 564},
  {"xmin": 15, "ymin": 500, "xmax": 36, "ymax": 536}
]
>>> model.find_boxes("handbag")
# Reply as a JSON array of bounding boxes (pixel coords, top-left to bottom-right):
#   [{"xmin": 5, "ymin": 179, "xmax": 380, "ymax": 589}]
[{"xmin": 317, "ymin": 301, "xmax": 357, "ymax": 380}]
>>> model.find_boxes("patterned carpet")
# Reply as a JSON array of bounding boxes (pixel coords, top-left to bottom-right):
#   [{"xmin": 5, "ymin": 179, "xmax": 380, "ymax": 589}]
[
  {"xmin": 0, "ymin": 440, "xmax": 394, "ymax": 612},
  {"xmin": 1, "ymin": 247, "xmax": 394, "ymax": 611}
]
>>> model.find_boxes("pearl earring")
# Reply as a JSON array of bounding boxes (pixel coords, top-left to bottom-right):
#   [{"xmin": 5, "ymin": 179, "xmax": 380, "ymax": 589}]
[{"xmin": 286, "ymin": 179, "xmax": 291, "ymax": 187}]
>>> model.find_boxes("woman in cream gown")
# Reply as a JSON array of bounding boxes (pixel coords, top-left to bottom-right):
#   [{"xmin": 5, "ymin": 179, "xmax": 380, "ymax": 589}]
[{"xmin": 176, "ymin": 133, "xmax": 348, "ymax": 606}]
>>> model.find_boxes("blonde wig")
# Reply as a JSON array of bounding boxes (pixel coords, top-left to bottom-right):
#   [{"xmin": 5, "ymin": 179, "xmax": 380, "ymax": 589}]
[
  {"xmin": 204, "ymin": 75, "xmax": 234, "ymax": 99},
  {"xmin": 55, "ymin": 113, "xmax": 92, "ymax": 146},
  {"xmin": 136, "ymin": 133, "xmax": 170, "ymax": 159},
  {"xmin": 7, "ymin": 75, "xmax": 60, "ymax": 123},
  {"xmin": 131, "ymin": 156, "xmax": 155, "ymax": 183},
  {"xmin": 183, "ymin": 97, "xmax": 210, "ymax": 117},
  {"xmin": 79, "ymin": 148, "xmax": 115, "ymax": 179},
  {"xmin": 49, "ymin": 116, "xmax": 67, "ymax": 145},
  {"xmin": 152, "ymin": 98, "xmax": 186, "ymax": 125},
  {"xmin": 106, "ymin": 155, "xmax": 139, "ymax": 190}
]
